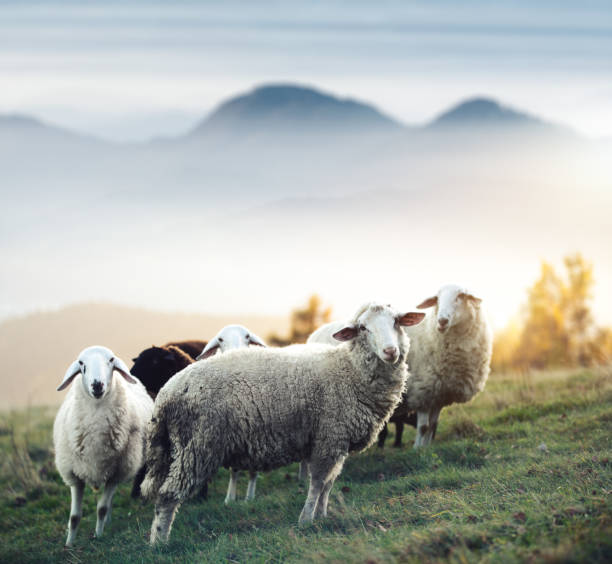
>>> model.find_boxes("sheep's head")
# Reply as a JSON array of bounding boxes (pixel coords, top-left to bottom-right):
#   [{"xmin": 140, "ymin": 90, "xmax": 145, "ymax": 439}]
[
  {"xmin": 333, "ymin": 303, "xmax": 424, "ymax": 364},
  {"xmin": 58, "ymin": 346, "xmax": 136, "ymax": 399},
  {"xmin": 130, "ymin": 345, "xmax": 193, "ymax": 397},
  {"xmin": 196, "ymin": 325, "xmax": 266, "ymax": 360},
  {"xmin": 417, "ymin": 284, "xmax": 482, "ymax": 333}
]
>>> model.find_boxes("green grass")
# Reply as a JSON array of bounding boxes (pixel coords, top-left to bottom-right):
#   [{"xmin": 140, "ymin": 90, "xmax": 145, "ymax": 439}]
[{"xmin": 1, "ymin": 368, "xmax": 611, "ymax": 563}]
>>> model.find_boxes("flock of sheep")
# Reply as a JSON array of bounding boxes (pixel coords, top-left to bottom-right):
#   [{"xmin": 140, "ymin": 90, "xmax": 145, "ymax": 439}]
[{"xmin": 52, "ymin": 283, "xmax": 492, "ymax": 547}]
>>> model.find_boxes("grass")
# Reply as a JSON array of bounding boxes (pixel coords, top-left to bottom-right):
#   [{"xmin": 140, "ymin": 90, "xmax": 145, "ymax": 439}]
[{"xmin": 1, "ymin": 368, "xmax": 611, "ymax": 563}]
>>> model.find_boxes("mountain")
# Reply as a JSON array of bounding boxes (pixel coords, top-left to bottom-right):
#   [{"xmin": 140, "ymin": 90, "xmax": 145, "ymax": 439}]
[
  {"xmin": 188, "ymin": 84, "xmax": 402, "ymax": 137},
  {"xmin": 0, "ymin": 303, "xmax": 288, "ymax": 409},
  {"xmin": 429, "ymin": 97, "xmax": 543, "ymax": 129},
  {"xmin": 0, "ymin": 113, "xmax": 106, "ymax": 145}
]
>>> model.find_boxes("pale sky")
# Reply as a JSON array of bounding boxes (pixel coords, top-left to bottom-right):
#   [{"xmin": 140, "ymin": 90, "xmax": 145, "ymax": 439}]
[
  {"xmin": 1, "ymin": 1, "xmax": 611, "ymax": 329},
  {"xmin": 1, "ymin": 1, "xmax": 611, "ymax": 141}
]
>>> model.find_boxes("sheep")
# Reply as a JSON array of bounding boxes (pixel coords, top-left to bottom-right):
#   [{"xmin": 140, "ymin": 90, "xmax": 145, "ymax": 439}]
[
  {"xmin": 389, "ymin": 284, "xmax": 492, "ymax": 448},
  {"xmin": 130, "ymin": 340, "xmax": 208, "ymax": 398},
  {"xmin": 53, "ymin": 346, "xmax": 153, "ymax": 547},
  {"xmin": 130, "ymin": 342, "xmax": 206, "ymax": 499},
  {"xmin": 141, "ymin": 303, "xmax": 425, "ymax": 544},
  {"xmin": 307, "ymin": 312, "xmax": 417, "ymax": 453},
  {"xmin": 196, "ymin": 324, "xmax": 267, "ymax": 504}
]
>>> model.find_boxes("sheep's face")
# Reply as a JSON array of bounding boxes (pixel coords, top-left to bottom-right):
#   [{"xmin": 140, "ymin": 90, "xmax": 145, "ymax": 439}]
[
  {"xmin": 57, "ymin": 345, "xmax": 136, "ymax": 398},
  {"xmin": 333, "ymin": 304, "xmax": 425, "ymax": 364},
  {"xmin": 197, "ymin": 325, "xmax": 266, "ymax": 360},
  {"xmin": 417, "ymin": 284, "xmax": 482, "ymax": 333}
]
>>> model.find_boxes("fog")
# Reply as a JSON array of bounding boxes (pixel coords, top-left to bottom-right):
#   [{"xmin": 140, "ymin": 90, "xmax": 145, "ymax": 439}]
[{"xmin": 2, "ymin": 91, "xmax": 611, "ymax": 329}]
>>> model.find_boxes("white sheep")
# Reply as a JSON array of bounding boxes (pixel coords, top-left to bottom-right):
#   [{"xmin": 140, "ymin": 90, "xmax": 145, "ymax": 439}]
[
  {"xmin": 399, "ymin": 284, "xmax": 492, "ymax": 448},
  {"xmin": 142, "ymin": 303, "xmax": 425, "ymax": 544},
  {"xmin": 195, "ymin": 324, "xmax": 266, "ymax": 504},
  {"xmin": 53, "ymin": 346, "xmax": 153, "ymax": 546}
]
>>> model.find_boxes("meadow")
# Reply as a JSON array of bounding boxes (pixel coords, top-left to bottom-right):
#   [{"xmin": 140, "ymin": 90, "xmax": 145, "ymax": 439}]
[{"xmin": 1, "ymin": 368, "xmax": 610, "ymax": 563}]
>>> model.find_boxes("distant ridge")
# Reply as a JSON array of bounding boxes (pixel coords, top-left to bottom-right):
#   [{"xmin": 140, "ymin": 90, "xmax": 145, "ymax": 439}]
[
  {"xmin": 0, "ymin": 303, "xmax": 288, "ymax": 409},
  {"xmin": 429, "ymin": 97, "xmax": 542, "ymax": 128},
  {"xmin": 189, "ymin": 84, "xmax": 402, "ymax": 136},
  {"xmin": 0, "ymin": 112, "xmax": 107, "ymax": 146}
]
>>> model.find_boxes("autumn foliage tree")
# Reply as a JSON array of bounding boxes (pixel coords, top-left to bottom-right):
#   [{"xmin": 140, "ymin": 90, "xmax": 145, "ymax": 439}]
[
  {"xmin": 496, "ymin": 253, "xmax": 612, "ymax": 370},
  {"xmin": 267, "ymin": 294, "xmax": 332, "ymax": 346}
]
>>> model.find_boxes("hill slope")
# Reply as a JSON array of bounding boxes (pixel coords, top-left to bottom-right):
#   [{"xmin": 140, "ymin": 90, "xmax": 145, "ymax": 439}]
[{"xmin": 0, "ymin": 303, "xmax": 287, "ymax": 409}]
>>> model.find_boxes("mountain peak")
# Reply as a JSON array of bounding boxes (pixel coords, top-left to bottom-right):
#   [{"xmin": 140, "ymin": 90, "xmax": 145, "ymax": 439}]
[
  {"xmin": 430, "ymin": 97, "xmax": 540, "ymax": 128},
  {"xmin": 190, "ymin": 84, "xmax": 401, "ymax": 136}
]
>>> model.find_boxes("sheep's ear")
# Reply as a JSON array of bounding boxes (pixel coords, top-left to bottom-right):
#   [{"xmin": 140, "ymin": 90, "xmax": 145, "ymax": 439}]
[
  {"xmin": 57, "ymin": 360, "xmax": 81, "ymax": 391},
  {"xmin": 112, "ymin": 357, "xmax": 138, "ymax": 384},
  {"xmin": 197, "ymin": 339, "xmax": 219, "ymax": 360},
  {"xmin": 332, "ymin": 326, "xmax": 359, "ymax": 342},
  {"xmin": 459, "ymin": 293, "xmax": 482, "ymax": 306},
  {"xmin": 417, "ymin": 296, "xmax": 437, "ymax": 309},
  {"xmin": 248, "ymin": 333, "xmax": 267, "ymax": 347},
  {"xmin": 398, "ymin": 312, "xmax": 426, "ymax": 326}
]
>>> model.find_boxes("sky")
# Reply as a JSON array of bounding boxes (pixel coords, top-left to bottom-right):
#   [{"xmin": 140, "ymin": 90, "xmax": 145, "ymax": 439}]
[
  {"xmin": 1, "ymin": 1, "xmax": 611, "ymax": 331},
  {"xmin": 1, "ymin": 0, "xmax": 612, "ymax": 141}
]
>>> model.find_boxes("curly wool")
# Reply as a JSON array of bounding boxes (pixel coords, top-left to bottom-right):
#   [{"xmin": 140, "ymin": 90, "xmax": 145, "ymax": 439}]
[
  {"xmin": 400, "ymin": 305, "xmax": 492, "ymax": 414},
  {"xmin": 141, "ymin": 331, "xmax": 409, "ymax": 504},
  {"xmin": 53, "ymin": 375, "xmax": 153, "ymax": 489}
]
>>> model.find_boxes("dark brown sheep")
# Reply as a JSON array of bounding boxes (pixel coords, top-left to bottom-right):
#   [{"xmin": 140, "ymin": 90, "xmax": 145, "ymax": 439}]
[
  {"xmin": 129, "ymin": 340, "xmax": 207, "ymax": 498},
  {"xmin": 130, "ymin": 340, "xmax": 207, "ymax": 399}
]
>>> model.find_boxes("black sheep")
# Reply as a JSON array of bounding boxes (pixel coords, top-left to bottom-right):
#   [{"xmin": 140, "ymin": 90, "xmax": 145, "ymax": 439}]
[
  {"xmin": 130, "ymin": 339, "xmax": 207, "ymax": 498},
  {"xmin": 130, "ymin": 340, "xmax": 207, "ymax": 398}
]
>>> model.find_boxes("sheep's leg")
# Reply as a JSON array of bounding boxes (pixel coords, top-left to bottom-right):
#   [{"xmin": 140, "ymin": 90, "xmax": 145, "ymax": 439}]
[
  {"xmin": 426, "ymin": 407, "xmax": 442, "ymax": 445},
  {"xmin": 301, "ymin": 454, "xmax": 346, "ymax": 524},
  {"xmin": 393, "ymin": 421, "xmax": 404, "ymax": 448},
  {"xmin": 131, "ymin": 464, "xmax": 147, "ymax": 499},
  {"xmin": 298, "ymin": 460, "xmax": 309, "ymax": 481},
  {"xmin": 414, "ymin": 411, "xmax": 429, "ymax": 449},
  {"xmin": 95, "ymin": 482, "xmax": 118, "ymax": 538},
  {"xmin": 298, "ymin": 479, "xmax": 323, "ymax": 525},
  {"xmin": 377, "ymin": 424, "xmax": 388, "ymax": 448},
  {"xmin": 65, "ymin": 479, "xmax": 85, "ymax": 547},
  {"xmin": 150, "ymin": 499, "xmax": 180, "ymax": 545},
  {"xmin": 245, "ymin": 471, "xmax": 257, "ymax": 501},
  {"xmin": 225, "ymin": 469, "xmax": 239, "ymax": 504}
]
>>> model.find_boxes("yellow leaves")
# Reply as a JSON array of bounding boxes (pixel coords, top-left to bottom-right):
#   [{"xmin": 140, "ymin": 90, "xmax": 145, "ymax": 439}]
[
  {"xmin": 267, "ymin": 294, "xmax": 332, "ymax": 346},
  {"xmin": 493, "ymin": 253, "xmax": 612, "ymax": 370}
]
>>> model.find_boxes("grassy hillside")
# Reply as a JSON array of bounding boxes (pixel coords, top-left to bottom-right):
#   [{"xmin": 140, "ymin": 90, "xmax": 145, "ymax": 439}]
[{"xmin": 0, "ymin": 368, "xmax": 610, "ymax": 563}]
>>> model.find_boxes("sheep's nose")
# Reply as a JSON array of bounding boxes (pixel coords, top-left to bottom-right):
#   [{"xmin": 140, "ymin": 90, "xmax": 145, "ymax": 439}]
[
  {"xmin": 92, "ymin": 381, "xmax": 104, "ymax": 398},
  {"xmin": 383, "ymin": 347, "xmax": 398, "ymax": 361},
  {"xmin": 438, "ymin": 318, "xmax": 449, "ymax": 332}
]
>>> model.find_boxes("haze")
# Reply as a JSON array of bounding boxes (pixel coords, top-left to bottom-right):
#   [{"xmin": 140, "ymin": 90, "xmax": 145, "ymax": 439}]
[{"xmin": 1, "ymin": 1, "xmax": 611, "ymax": 334}]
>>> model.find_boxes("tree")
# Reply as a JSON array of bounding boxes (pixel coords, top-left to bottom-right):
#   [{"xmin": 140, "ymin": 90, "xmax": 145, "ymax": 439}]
[
  {"xmin": 561, "ymin": 253, "xmax": 594, "ymax": 366},
  {"xmin": 267, "ymin": 295, "xmax": 332, "ymax": 346},
  {"xmin": 499, "ymin": 253, "xmax": 611, "ymax": 370}
]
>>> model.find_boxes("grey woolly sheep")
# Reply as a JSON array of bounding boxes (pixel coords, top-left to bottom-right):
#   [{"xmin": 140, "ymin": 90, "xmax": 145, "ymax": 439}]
[
  {"xmin": 196, "ymin": 324, "xmax": 267, "ymax": 504},
  {"xmin": 142, "ymin": 303, "xmax": 425, "ymax": 544},
  {"xmin": 307, "ymin": 316, "xmax": 417, "ymax": 452},
  {"xmin": 53, "ymin": 346, "xmax": 153, "ymax": 546},
  {"xmin": 391, "ymin": 283, "xmax": 492, "ymax": 448}
]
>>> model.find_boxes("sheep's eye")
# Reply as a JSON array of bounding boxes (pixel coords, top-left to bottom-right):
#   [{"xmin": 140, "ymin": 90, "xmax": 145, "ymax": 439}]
[
  {"xmin": 218, "ymin": 337, "xmax": 224, "ymax": 343},
  {"xmin": 109, "ymin": 357, "xmax": 114, "ymax": 363},
  {"xmin": 359, "ymin": 325, "xmax": 367, "ymax": 332},
  {"xmin": 245, "ymin": 334, "xmax": 250, "ymax": 340}
]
